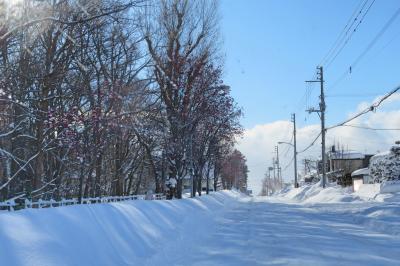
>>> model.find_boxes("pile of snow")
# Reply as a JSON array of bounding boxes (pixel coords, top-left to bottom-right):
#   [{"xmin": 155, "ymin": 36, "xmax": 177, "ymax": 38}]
[
  {"xmin": 272, "ymin": 182, "xmax": 400, "ymax": 237},
  {"xmin": 351, "ymin": 182, "xmax": 400, "ymax": 202},
  {"xmin": 0, "ymin": 191, "xmax": 245, "ymax": 266},
  {"xmin": 370, "ymin": 146, "xmax": 400, "ymax": 182},
  {"xmin": 380, "ymin": 180, "xmax": 400, "ymax": 193},
  {"xmin": 275, "ymin": 180, "xmax": 400, "ymax": 204},
  {"xmin": 374, "ymin": 192, "xmax": 400, "ymax": 203},
  {"xmin": 276, "ymin": 180, "xmax": 361, "ymax": 204},
  {"xmin": 354, "ymin": 183, "xmax": 380, "ymax": 199},
  {"xmin": 353, "ymin": 203, "xmax": 400, "ymax": 237}
]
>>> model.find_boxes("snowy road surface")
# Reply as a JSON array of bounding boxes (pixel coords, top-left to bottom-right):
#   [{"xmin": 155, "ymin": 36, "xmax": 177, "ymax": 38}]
[
  {"xmin": 153, "ymin": 196, "xmax": 400, "ymax": 266},
  {"xmin": 1, "ymin": 190, "xmax": 399, "ymax": 266}
]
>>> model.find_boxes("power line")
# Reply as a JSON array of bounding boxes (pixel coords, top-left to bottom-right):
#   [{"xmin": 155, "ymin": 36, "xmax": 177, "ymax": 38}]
[
  {"xmin": 296, "ymin": 75, "xmax": 317, "ymax": 113},
  {"xmin": 297, "ymin": 132, "xmax": 322, "ymax": 154},
  {"xmin": 282, "ymin": 157, "xmax": 294, "ymax": 172},
  {"xmin": 351, "ymin": 6, "xmax": 400, "ymax": 69},
  {"xmin": 282, "ymin": 130, "xmax": 294, "ymax": 158},
  {"xmin": 298, "ymin": 86, "xmax": 400, "ymax": 155},
  {"xmin": 373, "ymin": 28, "xmax": 400, "ymax": 56},
  {"xmin": 326, "ymin": 93, "xmax": 385, "ymax": 98},
  {"xmin": 328, "ymin": 6, "xmax": 400, "ymax": 93},
  {"xmin": 324, "ymin": 0, "xmax": 375, "ymax": 69},
  {"xmin": 327, "ymin": 70, "xmax": 349, "ymax": 92},
  {"xmin": 339, "ymin": 124, "xmax": 400, "ymax": 131},
  {"xmin": 319, "ymin": 0, "xmax": 366, "ymax": 66},
  {"xmin": 281, "ymin": 122, "xmax": 294, "ymax": 145},
  {"xmin": 327, "ymin": 85, "xmax": 400, "ymax": 130},
  {"xmin": 326, "ymin": 134, "xmax": 394, "ymax": 146}
]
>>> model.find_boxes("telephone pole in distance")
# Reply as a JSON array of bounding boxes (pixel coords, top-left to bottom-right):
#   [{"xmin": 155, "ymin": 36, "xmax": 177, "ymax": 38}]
[{"xmin": 306, "ymin": 66, "xmax": 326, "ymax": 188}]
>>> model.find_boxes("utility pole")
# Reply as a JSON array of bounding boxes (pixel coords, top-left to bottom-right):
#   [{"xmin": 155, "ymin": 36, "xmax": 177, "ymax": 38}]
[
  {"xmin": 292, "ymin": 113, "xmax": 298, "ymax": 188},
  {"xmin": 272, "ymin": 157, "xmax": 275, "ymax": 180},
  {"xmin": 266, "ymin": 169, "xmax": 270, "ymax": 196},
  {"xmin": 274, "ymin": 146, "xmax": 281, "ymax": 188},
  {"xmin": 306, "ymin": 66, "xmax": 326, "ymax": 188},
  {"xmin": 268, "ymin": 166, "xmax": 273, "ymax": 196}
]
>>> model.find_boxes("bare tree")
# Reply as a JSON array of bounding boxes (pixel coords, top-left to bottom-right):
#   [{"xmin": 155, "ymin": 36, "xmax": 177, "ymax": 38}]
[{"xmin": 143, "ymin": 0, "xmax": 221, "ymax": 198}]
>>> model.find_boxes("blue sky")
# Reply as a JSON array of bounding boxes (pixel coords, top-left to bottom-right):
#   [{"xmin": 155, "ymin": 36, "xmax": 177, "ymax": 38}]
[
  {"xmin": 220, "ymin": 0, "xmax": 400, "ymax": 193},
  {"xmin": 220, "ymin": 0, "xmax": 400, "ymax": 130}
]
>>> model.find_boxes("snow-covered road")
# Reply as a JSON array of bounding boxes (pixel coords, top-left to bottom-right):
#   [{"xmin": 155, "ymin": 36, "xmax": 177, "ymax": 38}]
[
  {"xmin": 1, "ymin": 189, "xmax": 399, "ymax": 266},
  {"xmin": 160, "ymin": 197, "xmax": 400, "ymax": 266}
]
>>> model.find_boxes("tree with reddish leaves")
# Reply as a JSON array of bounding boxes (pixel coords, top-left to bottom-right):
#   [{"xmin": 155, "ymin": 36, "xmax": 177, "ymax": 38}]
[
  {"xmin": 191, "ymin": 77, "xmax": 243, "ymax": 196},
  {"xmin": 0, "ymin": 0, "xmax": 243, "ymax": 203},
  {"xmin": 220, "ymin": 149, "xmax": 249, "ymax": 192},
  {"xmin": 144, "ymin": 0, "xmax": 225, "ymax": 198}
]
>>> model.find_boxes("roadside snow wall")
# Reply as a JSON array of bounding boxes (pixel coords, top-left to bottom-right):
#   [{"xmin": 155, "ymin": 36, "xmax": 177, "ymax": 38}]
[{"xmin": 0, "ymin": 191, "xmax": 242, "ymax": 266}]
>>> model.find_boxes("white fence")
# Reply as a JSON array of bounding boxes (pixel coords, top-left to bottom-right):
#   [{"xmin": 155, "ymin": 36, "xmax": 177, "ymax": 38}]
[
  {"xmin": 0, "ymin": 193, "xmax": 166, "ymax": 212},
  {"xmin": 0, "ymin": 200, "xmax": 16, "ymax": 211}
]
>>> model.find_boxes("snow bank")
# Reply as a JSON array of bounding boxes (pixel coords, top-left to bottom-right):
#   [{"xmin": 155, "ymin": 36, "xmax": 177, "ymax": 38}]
[
  {"xmin": 354, "ymin": 183, "xmax": 380, "ymax": 199},
  {"xmin": 276, "ymin": 181, "xmax": 361, "ymax": 204},
  {"xmin": 0, "ymin": 191, "xmax": 245, "ymax": 266},
  {"xmin": 270, "ymin": 183, "xmax": 400, "ymax": 240},
  {"xmin": 353, "ymin": 204, "xmax": 400, "ymax": 237},
  {"xmin": 380, "ymin": 180, "xmax": 400, "ymax": 193},
  {"xmin": 352, "ymin": 182, "xmax": 400, "ymax": 202},
  {"xmin": 275, "ymin": 181, "xmax": 400, "ymax": 204}
]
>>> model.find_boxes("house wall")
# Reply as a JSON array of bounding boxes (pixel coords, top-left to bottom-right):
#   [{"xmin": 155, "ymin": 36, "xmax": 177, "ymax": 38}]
[{"xmin": 331, "ymin": 159, "xmax": 364, "ymax": 176}]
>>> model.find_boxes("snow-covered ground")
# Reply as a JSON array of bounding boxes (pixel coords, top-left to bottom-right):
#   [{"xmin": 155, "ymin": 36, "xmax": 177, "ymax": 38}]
[{"xmin": 1, "ymin": 186, "xmax": 400, "ymax": 266}]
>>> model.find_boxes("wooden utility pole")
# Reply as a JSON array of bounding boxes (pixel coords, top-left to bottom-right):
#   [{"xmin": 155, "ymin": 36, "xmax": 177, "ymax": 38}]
[
  {"xmin": 304, "ymin": 159, "xmax": 308, "ymax": 177},
  {"xmin": 275, "ymin": 146, "xmax": 282, "ymax": 188},
  {"xmin": 320, "ymin": 67, "xmax": 326, "ymax": 188},
  {"xmin": 292, "ymin": 113, "xmax": 298, "ymax": 188},
  {"xmin": 306, "ymin": 66, "xmax": 326, "ymax": 188}
]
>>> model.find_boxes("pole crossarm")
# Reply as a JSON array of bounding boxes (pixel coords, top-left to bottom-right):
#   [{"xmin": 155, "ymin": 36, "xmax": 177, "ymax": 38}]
[{"xmin": 306, "ymin": 107, "xmax": 321, "ymax": 113}]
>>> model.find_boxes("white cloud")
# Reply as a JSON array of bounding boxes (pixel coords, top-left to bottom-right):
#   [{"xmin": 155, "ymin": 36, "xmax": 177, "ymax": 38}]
[{"xmin": 238, "ymin": 93, "xmax": 400, "ymax": 195}]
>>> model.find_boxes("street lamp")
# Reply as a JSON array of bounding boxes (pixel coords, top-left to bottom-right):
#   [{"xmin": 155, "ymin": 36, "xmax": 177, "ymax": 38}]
[{"xmin": 278, "ymin": 141, "xmax": 299, "ymax": 188}]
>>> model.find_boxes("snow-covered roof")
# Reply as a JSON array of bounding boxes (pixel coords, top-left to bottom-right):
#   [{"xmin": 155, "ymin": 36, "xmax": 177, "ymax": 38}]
[
  {"xmin": 329, "ymin": 151, "xmax": 365, "ymax": 160},
  {"xmin": 351, "ymin": 168, "xmax": 370, "ymax": 177},
  {"xmin": 371, "ymin": 150, "xmax": 391, "ymax": 159},
  {"xmin": 371, "ymin": 146, "xmax": 400, "ymax": 161}
]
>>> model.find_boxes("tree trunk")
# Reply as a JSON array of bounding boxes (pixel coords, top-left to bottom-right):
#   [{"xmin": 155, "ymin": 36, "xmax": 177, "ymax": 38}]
[{"xmin": 176, "ymin": 178, "xmax": 183, "ymax": 199}]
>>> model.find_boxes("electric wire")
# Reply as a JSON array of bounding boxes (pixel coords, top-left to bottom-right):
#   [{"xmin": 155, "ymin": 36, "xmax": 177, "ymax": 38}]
[
  {"xmin": 282, "ymin": 157, "xmax": 294, "ymax": 171},
  {"xmin": 341, "ymin": 124, "xmax": 400, "ymax": 131},
  {"xmin": 327, "ymin": 85, "xmax": 400, "ymax": 130},
  {"xmin": 351, "ymin": 6, "xmax": 400, "ymax": 69},
  {"xmin": 324, "ymin": 0, "xmax": 375, "ymax": 69},
  {"xmin": 328, "ymin": 6, "xmax": 400, "ymax": 93},
  {"xmin": 297, "ymin": 131, "xmax": 322, "ymax": 154},
  {"xmin": 297, "ymin": 86, "xmax": 400, "ymax": 155},
  {"xmin": 319, "ymin": 0, "xmax": 366, "ymax": 66}
]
